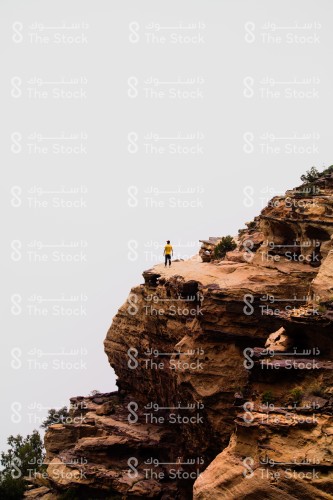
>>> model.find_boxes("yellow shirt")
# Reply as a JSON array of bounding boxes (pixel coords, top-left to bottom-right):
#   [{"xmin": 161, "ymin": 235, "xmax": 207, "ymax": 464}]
[{"xmin": 164, "ymin": 244, "xmax": 173, "ymax": 255}]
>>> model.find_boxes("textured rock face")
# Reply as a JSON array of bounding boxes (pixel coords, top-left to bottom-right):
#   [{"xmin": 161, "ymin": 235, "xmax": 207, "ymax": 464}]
[
  {"xmin": 39, "ymin": 176, "xmax": 333, "ymax": 499},
  {"xmin": 194, "ymin": 414, "xmax": 333, "ymax": 500}
]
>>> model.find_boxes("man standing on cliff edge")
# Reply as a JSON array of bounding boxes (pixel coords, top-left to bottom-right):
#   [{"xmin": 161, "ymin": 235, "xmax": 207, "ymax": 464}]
[{"xmin": 164, "ymin": 240, "xmax": 173, "ymax": 267}]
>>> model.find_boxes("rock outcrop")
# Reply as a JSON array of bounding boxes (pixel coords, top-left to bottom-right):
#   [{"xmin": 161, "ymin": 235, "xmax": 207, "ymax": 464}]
[{"xmin": 33, "ymin": 174, "xmax": 333, "ymax": 499}]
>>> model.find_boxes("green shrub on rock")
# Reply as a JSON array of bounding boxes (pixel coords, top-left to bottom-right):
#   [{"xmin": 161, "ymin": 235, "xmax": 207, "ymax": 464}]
[{"xmin": 213, "ymin": 236, "xmax": 237, "ymax": 260}]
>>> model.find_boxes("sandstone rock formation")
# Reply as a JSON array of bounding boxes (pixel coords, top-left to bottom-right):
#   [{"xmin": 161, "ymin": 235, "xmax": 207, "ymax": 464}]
[
  {"xmin": 265, "ymin": 327, "xmax": 291, "ymax": 352},
  {"xmin": 31, "ymin": 174, "xmax": 333, "ymax": 499}
]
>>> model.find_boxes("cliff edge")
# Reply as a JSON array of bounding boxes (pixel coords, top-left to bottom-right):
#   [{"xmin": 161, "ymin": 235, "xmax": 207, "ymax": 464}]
[{"xmin": 29, "ymin": 174, "xmax": 333, "ymax": 499}]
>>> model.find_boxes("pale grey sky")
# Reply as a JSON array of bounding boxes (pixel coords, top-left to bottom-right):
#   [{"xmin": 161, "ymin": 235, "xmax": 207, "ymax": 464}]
[{"xmin": 1, "ymin": 0, "xmax": 332, "ymax": 453}]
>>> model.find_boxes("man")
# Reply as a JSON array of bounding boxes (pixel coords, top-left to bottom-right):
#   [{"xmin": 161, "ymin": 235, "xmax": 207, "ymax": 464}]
[{"xmin": 164, "ymin": 240, "xmax": 173, "ymax": 267}]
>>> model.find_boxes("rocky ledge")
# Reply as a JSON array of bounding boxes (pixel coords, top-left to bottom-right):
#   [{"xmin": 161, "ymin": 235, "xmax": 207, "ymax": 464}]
[{"xmin": 30, "ymin": 174, "xmax": 333, "ymax": 499}]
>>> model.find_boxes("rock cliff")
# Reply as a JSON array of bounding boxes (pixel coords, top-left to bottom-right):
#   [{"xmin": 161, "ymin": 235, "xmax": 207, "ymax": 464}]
[{"xmin": 29, "ymin": 173, "xmax": 333, "ymax": 499}]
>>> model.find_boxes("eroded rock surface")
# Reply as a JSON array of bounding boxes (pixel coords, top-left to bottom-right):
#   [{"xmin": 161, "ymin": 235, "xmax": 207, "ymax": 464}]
[{"xmin": 35, "ymin": 176, "xmax": 333, "ymax": 499}]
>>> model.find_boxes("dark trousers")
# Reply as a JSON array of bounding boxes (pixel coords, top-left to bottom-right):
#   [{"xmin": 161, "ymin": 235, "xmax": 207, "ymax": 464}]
[{"xmin": 165, "ymin": 254, "xmax": 171, "ymax": 266}]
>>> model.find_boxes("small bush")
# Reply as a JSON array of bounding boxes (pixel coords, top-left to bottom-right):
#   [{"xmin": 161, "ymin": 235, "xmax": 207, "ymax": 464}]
[
  {"xmin": 213, "ymin": 236, "xmax": 236, "ymax": 260},
  {"xmin": 41, "ymin": 407, "xmax": 70, "ymax": 429},
  {"xmin": 261, "ymin": 391, "xmax": 275, "ymax": 405},
  {"xmin": 300, "ymin": 164, "xmax": 333, "ymax": 184},
  {"xmin": 288, "ymin": 386, "xmax": 304, "ymax": 404},
  {"xmin": 89, "ymin": 389, "xmax": 101, "ymax": 396},
  {"xmin": 320, "ymin": 164, "xmax": 333, "ymax": 177},
  {"xmin": 300, "ymin": 166, "xmax": 320, "ymax": 183}
]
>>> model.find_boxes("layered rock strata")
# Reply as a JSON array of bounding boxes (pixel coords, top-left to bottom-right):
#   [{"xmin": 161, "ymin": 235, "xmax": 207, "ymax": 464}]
[{"xmin": 34, "ymin": 175, "xmax": 333, "ymax": 499}]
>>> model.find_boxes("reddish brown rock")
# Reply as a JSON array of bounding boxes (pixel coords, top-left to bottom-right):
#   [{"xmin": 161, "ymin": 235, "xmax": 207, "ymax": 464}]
[{"xmin": 36, "ymin": 175, "xmax": 333, "ymax": 499}]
